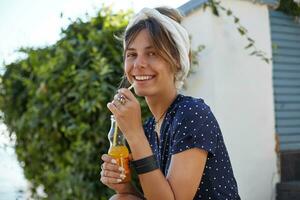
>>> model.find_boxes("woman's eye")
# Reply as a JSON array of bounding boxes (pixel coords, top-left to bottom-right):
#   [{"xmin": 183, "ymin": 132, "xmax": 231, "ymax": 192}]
[
  {"xmin": 126, "ymin": 53, "xmax": 136, "ymax": 58},
  {"xmin": 148, "ymin": 52, "xmax": 156, "ymax": 56}
]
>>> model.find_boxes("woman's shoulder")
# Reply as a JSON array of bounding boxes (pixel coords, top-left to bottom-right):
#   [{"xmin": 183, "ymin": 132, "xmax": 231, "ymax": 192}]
[
  {"xmin": 174, "ymin": 94, "xmax": 212, "ymax": 118},
  {"xmin": 178, "ymin": 94, "xmax": 206, "ymax": 106}
]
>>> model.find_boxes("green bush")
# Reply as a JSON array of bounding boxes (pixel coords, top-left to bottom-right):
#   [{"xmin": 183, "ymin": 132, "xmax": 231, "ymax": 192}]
[{"xmin": 0, "ymin": 7, "xmax": 148, "ymax": 199}]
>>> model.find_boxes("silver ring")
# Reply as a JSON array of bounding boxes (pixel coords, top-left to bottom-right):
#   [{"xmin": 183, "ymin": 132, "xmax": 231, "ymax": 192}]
[{"xmin": 117, "ymin": 95, "xmax": 126, "ymax": 105}]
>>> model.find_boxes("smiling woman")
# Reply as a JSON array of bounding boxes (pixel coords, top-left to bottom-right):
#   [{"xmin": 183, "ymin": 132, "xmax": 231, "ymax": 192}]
[{"xmin": 100, "ymin": 6, "xmax": 241, "ymax": 200}]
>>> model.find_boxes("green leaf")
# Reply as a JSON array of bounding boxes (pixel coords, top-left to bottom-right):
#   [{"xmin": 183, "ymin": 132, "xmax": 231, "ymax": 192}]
[
  {"xmin": 247, "ymin": 37, "xmax": 254, "ymax": 43},
  {"xmin": 237, "ymin": 27, "xmax": 247, "ymax": 35},
  {"xmin": 227, "ymin": 10, "xmax": 232, "ymax": 16},
  {"xmin": 263, "ymin": 58, "xmax": 270, "ymax": 64},
  {"xmin": 244, "ymin": 43, "xmax": 253, "ymax": 49},
  {"xmin": 234, "ymin": 17, "xmax": 239, "ymax": 23}
]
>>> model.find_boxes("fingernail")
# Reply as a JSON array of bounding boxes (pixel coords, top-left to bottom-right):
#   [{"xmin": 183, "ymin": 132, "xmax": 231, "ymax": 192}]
[
  {"xmin": 119, "ymin": 167, "xmax": 125, "ymax": 172},
  {"xmin": 111, "ymin": 159, "xmax": 117, "ymax": 164},
  {"xmin": 120, "ymin": 174, "xmax": 126, "ymax": 179},
  {"xmin": 117, "ymin": 179, "xmax": 122, "ymax": 183}
]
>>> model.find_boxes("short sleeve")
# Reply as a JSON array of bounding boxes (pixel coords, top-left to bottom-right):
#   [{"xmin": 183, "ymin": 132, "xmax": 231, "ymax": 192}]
[{"xmin": 171, "ymin": 102, "xmax": 220, "ymax": 157}]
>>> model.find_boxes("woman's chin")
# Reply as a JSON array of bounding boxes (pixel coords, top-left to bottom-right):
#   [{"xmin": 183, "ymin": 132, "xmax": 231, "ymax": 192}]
[
  {"xmin": 134, "ymin": 90, "xmax": 148, "ymax": 97},
  {"xmin": 134, "ymin": 88, "xmax": 154, "ymax": 97}
]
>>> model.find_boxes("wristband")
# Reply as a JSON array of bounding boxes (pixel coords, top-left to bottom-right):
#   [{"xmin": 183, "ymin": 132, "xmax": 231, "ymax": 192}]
[
  {"xmin": 131, "ymin": 155, "xmax": 157, "ymax": 166},
  {"xmin": 131, "ymin": 155, "xmax": 159, "ymax": 175}
]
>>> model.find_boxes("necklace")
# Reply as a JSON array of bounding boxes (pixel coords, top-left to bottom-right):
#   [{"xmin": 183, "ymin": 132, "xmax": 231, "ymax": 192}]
[
  {"xmin": 154, "ymin": 110, "xmax": 167, "ymax": 134},
  {"xmin": 153, "ymin": 94, "xmax": 178, "ymax": 134}
]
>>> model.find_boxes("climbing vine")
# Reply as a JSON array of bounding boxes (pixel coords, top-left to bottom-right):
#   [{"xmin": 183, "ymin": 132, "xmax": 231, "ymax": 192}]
[
  {"xmin": 204, "ymin": 0, "xmax": 271, "ymax": 63},
  {"xmin": 203, "ymin": 0, "xmax": 300, "ymax": 63}
]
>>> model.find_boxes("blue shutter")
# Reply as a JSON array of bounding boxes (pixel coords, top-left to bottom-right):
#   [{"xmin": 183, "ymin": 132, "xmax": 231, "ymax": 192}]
[
  {"xmin": 178, "ymin": 0, "xmax": 207, "ymax": 16},
  {"xmin": 270, "ymin": 10, "xmax": 300, "ymax": 151},
  {"xmin": 260, "ymin": 0, "xmax": 279, "ymax": 6}
]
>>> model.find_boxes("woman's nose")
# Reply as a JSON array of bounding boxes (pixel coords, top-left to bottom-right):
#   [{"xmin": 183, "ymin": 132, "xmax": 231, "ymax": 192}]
[{"xmin": 134, "ymin": 54, "xmax": 147, "ymax": 68}]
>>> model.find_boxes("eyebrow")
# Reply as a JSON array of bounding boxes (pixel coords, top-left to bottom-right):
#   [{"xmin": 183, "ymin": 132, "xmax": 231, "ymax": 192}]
[{"xmin": 126, "ymin": 46, "xmax": 155, "ymax": 51}]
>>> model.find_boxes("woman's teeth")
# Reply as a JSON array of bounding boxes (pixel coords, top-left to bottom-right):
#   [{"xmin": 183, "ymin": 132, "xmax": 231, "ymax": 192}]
[{"xmin": 134, "ymin": 75, "xmax": 153, "ymax": 81}]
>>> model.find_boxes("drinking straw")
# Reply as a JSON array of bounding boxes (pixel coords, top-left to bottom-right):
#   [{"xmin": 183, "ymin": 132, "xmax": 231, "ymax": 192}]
[
  {"xmin": 113, "ymin": 121, "xmax": 118, "ymax": 146},
  {"xmin": 128, "ymin": 83, "xmax": 134, "ymax": 90},
  {"xmin": 112, "ymin": 83, "xmax": 134, "ymax": 146}
]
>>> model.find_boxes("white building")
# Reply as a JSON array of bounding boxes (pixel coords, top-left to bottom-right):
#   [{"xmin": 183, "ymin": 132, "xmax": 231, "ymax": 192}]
[{"xmin": 179, "ymin": 0, "xmax": 300, "ymax": 199}]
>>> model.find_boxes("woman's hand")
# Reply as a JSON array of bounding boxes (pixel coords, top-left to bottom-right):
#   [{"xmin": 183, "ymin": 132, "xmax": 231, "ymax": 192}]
[
  {"xmin": 100, "ymin": 154, "xmax": 132, "ymax": 193},
  {"xmin": 107, "ymin": 88, "xmax": 144, "ymax": 142}
]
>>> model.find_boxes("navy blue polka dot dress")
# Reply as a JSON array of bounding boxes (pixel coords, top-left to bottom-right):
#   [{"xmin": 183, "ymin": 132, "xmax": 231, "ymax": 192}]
[{"xmin": 143, "ymin": 94, "xmax": 240, "ymax": 200}]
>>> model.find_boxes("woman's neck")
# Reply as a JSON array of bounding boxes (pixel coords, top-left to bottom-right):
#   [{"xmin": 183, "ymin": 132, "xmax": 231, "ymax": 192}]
[{"xmin": 145, "ymin": 89, "xmax": 178, "ymax": 122}]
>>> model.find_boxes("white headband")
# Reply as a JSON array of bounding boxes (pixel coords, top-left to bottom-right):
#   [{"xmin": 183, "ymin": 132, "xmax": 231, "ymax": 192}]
[{"xmin": 125, "ymin": 7, "xmax": 190, "ymax": 90}]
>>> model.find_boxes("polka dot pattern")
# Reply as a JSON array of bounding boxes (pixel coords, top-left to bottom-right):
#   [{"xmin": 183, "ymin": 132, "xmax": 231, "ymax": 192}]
[{"xmin": 143, "ymin": 94, "xmax": 240, "ymax": 199}]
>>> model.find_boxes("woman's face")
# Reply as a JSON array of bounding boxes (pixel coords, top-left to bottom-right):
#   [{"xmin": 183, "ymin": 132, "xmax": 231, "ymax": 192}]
[{"xmin": 124, "ymin": 29, "xmax": 176, "ymax": 97}]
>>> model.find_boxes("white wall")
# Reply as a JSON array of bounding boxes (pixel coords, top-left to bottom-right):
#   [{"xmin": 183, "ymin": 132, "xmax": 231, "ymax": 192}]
[{"xmin": 181, "ymin": 0, "xmax": 278, "ymax": 199}]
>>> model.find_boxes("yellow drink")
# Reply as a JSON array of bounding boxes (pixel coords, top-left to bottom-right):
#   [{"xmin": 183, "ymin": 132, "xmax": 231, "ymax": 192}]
[{"xmin": 108, "ymin": 145, "xmax": 131, "ymax": 182}]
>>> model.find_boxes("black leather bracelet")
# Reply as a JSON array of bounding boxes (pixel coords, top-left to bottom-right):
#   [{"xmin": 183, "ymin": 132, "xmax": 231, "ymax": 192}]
[
  {"xmin": 131, "ymin": 155, "xmax": 156, "ymax": 167},
  {"xmin": 131, "ymin": 155, "xmax": 159, "ymax": 175}
]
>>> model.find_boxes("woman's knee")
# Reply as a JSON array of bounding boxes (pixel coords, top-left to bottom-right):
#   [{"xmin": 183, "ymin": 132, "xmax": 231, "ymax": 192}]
[{"xmin": 109, "ymin": 194, "xmax": 143, "ymax": 200}]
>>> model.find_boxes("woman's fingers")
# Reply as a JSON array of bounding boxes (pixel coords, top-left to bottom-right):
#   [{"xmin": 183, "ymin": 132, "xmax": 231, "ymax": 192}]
[
  {"xmin": 100, "ymin": 154, "xmax": 126, "ymax": 184},
  {"xmin": 101, "ymin": 154, "xmax": 124, "ymax": 171},
  {"xmin": 108, "ymin": 88, "xmax": 138, "ymax": 115},
  {"xmin": 107, "ymin": 102, "xmax": 121, "ymax": 116},
  {"xmin": 101, "ymin": 162, "xmax": 125, "ymax": 173},
  {"xmin": 112, "ymin": 99, "xmax": 121, "ymax": 108},
  {"xmin": 101, "ymin": 175, "xmax": 123, "ymax": 184},
  {"xmin": 113, "ymin": 94, "xmax": 119, "ymax": 101},
  {"xmin": 118, "ymin": 88, "xmax": 136, "ymax": 102},
  {"xmin": 101, "ymin": 154, "xmax": 116, "ymax": 163},
  {"xmin": 100, "ymin": 169, "xmax": 126, "ymax": 180}
]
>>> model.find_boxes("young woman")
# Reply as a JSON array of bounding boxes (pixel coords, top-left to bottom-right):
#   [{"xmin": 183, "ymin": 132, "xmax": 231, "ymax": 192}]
[{"xmin": 100, "ymin": 7, "xmax": 241, "ymax": 200}]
